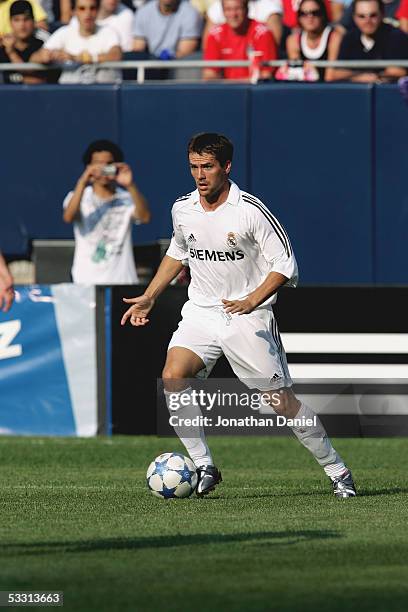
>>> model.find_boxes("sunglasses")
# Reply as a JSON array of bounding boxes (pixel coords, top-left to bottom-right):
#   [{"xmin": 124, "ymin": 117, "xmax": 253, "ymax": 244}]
[
  {"xmin": 355, "ymin": 12, "xmax": 380, "ymax": 18},
  {"xmin": 298, "ymin": 9, "xmax": 323, "ymax": 16}
]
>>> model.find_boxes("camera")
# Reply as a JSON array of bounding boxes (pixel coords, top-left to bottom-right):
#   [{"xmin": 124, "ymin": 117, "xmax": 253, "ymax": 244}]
[{"xmin": 101, "ymin": 164, "xmax": 117, "ymax": 177}]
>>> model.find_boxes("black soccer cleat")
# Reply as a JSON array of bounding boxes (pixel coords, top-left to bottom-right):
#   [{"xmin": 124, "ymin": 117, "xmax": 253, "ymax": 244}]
[
  {"xmin": 196, "ymin": 465, "xmax": 222, "ymax": 497},
  {"xmin": 331, "ymin": 469, "xmax": 356, "ymax": 498}
]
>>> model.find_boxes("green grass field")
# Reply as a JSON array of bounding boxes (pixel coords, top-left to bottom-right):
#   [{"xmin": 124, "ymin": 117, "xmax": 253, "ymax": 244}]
[{"xmin": 1, "ymin": 436, "xmax": 407, "ymax": 612}]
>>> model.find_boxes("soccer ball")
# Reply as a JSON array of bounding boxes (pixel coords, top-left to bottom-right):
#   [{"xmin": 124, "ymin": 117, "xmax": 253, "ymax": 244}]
[{"xmin": 146, "ymin": 452, "xmax": 198, "ymax": 499}]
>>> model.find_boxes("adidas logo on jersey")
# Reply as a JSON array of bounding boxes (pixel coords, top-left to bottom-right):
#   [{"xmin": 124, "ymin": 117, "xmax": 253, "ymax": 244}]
[{"xmin": 187, "ymin": 233, "xmax": 196, "ymax": 244}]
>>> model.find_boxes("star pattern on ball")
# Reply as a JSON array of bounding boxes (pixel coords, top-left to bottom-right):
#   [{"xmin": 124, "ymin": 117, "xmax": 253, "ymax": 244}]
[
  {"xmin": 162, "ymin": 485, "xmax": 177, "ymax": 499},
  {"xmin": 176, "ymin": 464, "xmax": 194, "ymax": 484},
  {"xmin": 146, "ymin": 453, "xmax": 197, "ymax": 499},
  {"xmin": 154, "ymin": 461, "xmax": 168, "ymax": 476}
]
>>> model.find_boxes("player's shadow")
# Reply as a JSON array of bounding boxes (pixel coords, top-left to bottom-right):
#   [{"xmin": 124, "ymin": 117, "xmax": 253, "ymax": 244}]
[
  {"xmin": 239, "ymin": 486, "xmax": 408, "ymax": 499},
  {"xmin": 2, "ymin": 529, "xmax": 341, "ymax": 556},
  {"xmin": 357, "ymin": 486, "xmax": 408, "ymax": 497}
]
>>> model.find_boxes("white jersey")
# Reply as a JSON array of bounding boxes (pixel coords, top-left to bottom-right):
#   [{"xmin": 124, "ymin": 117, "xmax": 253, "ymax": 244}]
[
  {"xmin": 166, "ymin": 181, "xmax": 298, "ymax": 308},
  {"xmin": 63, "ymin": 185, "xmax": 138, "ymax": 285},
  {"xmin": 44, "ymin": 24, "xmax": 121, "ymax": 83}
]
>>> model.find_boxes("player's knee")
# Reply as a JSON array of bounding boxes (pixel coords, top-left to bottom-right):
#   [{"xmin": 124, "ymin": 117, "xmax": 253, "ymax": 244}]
[
  {"xmin": 272, "ymin": 389, "xmax": 301, "ymax": 417},
  {"xmin": 162, "ymin": 365, "xmax": 189, "ymax": 392},
  {"xmin": 162, "ymin": 365, "xmax": 187, "ymax": 380}
]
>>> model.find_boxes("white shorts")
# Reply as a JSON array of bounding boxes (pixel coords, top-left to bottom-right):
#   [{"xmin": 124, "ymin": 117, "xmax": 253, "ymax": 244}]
[{"xmin": 167, "ymin": 301, "xmax": 292, "ymax": 391}]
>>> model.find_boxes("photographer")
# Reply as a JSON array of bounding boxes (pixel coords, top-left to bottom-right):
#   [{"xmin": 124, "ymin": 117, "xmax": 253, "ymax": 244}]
[{"xmin": 63, "ymin": 139, "xmax": 150, "ymax": 284}]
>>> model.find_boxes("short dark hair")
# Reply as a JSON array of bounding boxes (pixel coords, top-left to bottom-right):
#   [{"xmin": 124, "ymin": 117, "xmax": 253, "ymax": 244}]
[
  {"xmin": 10, "ymin": 0, "xmax": 34, "ymax": 19},
  {"xmin": 297, "ymin": 0, "xmax": 329, "ymax": 26},
  {"xmin": 82, "ymin": 139, "xmax": 124, "ymax": 166},
  {"xmin": 71, "ymin": 0, "xmax": 101, "ymax": 10},
  {"xmin": 352, "ymin": 0, "xmax": 384, "ymax": 14},
  {"xmin": 221, "ymin": 0, "xmax": 249, "ymax": 9},
  {"xmin": 187, "ymin": 133, "xmax": 233, "ymax": 167}
]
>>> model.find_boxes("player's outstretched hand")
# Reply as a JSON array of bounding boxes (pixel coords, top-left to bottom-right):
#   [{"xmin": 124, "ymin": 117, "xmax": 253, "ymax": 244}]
[
  {"xmin": 222, "ymin": 297, "xmax": 255, "ymax": 315},
  {"xmin": 121, "ymin": 294, "xmax": 155, "ymax": 326},
  {"xmin": 0, "ymin": 285, "xmax": 14, "ymax": 312}
]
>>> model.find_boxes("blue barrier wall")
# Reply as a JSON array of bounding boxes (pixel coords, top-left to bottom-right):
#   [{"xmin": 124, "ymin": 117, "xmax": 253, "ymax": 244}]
[
  {"xmin": 250, "ymin": 84, "xmax": 374, "ymax": 283},
  {"xmin": 2, "ymin": 86, "xmax": 119, "ymax": 255},
  {"xmin": 1, "ymin": 83, "xmax": 407, "ymax": 284},
  {"xmin": 374, "ymin": 85, "xmax": 408, "ymax": 284}
]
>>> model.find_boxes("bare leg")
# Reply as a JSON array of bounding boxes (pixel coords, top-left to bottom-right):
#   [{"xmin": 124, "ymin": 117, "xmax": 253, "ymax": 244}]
[{"xmin": 162, "ymin": 347, "xmax": 214, "ymax": 468}]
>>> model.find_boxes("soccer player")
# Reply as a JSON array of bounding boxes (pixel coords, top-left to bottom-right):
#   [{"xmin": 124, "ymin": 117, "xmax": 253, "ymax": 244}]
[{"xmin": 121, "ymin": 133, "xmax": 356, "ymax": 499}]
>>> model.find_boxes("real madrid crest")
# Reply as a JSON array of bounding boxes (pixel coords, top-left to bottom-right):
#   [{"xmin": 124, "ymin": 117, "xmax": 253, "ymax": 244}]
[{"xmin": 226, "ymin": 232, "xmax": 237, "ymax": 248}]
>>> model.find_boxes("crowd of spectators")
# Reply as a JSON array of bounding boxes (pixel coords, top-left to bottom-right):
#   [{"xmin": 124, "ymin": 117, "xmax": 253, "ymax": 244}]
[{"xmin": 0, "ymin": 0, "xmax": 407, "ymax": 82}]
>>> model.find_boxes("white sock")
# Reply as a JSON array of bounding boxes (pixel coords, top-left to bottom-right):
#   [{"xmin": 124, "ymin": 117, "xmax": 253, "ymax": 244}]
[
  {"xmin": 164, "ymin": 387, "xmax": 213, "ymax": 469},
  {"xmin": 290, "ymin": 403, "xmax": 347, "ymax": 478}
]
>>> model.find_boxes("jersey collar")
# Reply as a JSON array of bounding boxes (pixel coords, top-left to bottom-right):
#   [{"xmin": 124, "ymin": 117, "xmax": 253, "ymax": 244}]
[{"xmin": 192, "ymin": 181, "xmax": 240, "ymax": 207}]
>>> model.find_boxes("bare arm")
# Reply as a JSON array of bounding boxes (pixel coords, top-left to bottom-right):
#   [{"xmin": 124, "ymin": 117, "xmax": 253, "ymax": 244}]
[
  {"xmin": 0, "ymin": 252, "xmax": 14, "ymax": 312},
  {"xmin": 286, "ymin": 32, "xmax": 300, "ymax": 60},
  {"xmin": 132, "ymin": 37, "xmax": 147, "ymax": 52},
  {"xmin": 380, "ymin": 66, "xmax": 407, "ymax": 79},
  {"xmin": 60, "ymin": 0, "xmax": 72, "ymax": 23},
  {"xmin": 30, "ymin": 48, "xmax": 73, "ymax": 63},
  {"xmin": 121, "ymin": 255, "xmax": 184, "ymax": 326},
  {"xmin": 2, "ymin": 35, "xmax": 23, "ymax": 63},
  {"xmin": 202, "ymin": 17, "xmax": 215, "ymax": 47},
  {"xmin": 330, "ymin": 1, "xmax": 344, "ymax": 22},
  {"xmin": 324, "ymin": 30, "xmax": 343, "ymax": 81},
  {"xmin": 128, "ymin": 183, "xmax": 150, "ymax": 223},
  {"xmin": 115, "ymin": 163, "xmax": 150, "ymax": 223},
  {"xmin": 96, "ymin": 45, "xmax": 122, "ymax": 63},
  {"xmin": 176, "ymin": 38, "xmax": 199, "ymax": 58},
  {"xmin": 401, "ymin": 18, "xmax": 408, "ymax": 34},
  {"xmin": 36, "ymin": 20, "xmax": 48, "ymax": 31},
  {"xmin": 266, "ymin": 13, "xmax": 282, "ymax": 47},
  {"xmin": 222, "ymin": 271, "xmax": 289, "ymax": 314},
  {"xmin": 63, "ymin": 165, "xmax": 96, "ymax": 223},
  {"xmin": 202, "ymin": 67, "xmax": 221, "ymax": 80}
]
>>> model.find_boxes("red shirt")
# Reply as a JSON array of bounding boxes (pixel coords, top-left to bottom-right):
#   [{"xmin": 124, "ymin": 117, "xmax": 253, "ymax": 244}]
[
  {"xmin": 397, "ymin": 0, "xmax": 408, "ymax": 19},
  {"xmin": 282, "ymin": 0, "xmax": 332, "ymax": 29},
  {"xmin": 204, "ymin": 19, "xmax": 277, "ymax": 80}
]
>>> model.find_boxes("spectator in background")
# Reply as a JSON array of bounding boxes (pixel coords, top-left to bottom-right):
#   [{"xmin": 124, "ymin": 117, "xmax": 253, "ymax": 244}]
[
  {"xmin": 203, "ymin": 0, "xmax": 277, "ymax": 79},
  {"xmin": 70, "ymin": 0, "xmax": 134, "ymax": 51},
  {"xmin": 281, "ymin": 0, "xmax": 331, "ymax": 31},
  {"xmin": 132, "ymin": 0, "xmax": 202, "ymax": 59},
  {"xmin": 0, "ymin": 0, "xmax": 47, "ymax": 34},
  {"xmin": 397, "ymin": 0, "xmax": 408, "ymax": 31},
  {"xmin": 277, "ymin": 0, "xmax": 342, "ymax": 80},
  {"xmin": 339, "ymin": 0, "xmax": 401, "ymax": 32},
  {"xmin": 204, "ymin": 0, "xmax": 283, "ymax": 47},
  {"xmin": 327, "ymin": 0, "xmax": 408, "ymax": 81},
  {"xmin": 31, "ymin": 0, "xmax": 122, "ymax": 82},
  {"xmin": 63, "ymin": 140, "xmax": 150, "ymax": 285},
  {"xmin": 0, "ymin": 0, "xmax": 54, "ymax": 83},
  {"xmin": 96, "ymin": 0, "xmax": 133, "ymax": 49},
  {"xmin": 0, "ymin": 251, "xmax": 14, "ymax": 312}
]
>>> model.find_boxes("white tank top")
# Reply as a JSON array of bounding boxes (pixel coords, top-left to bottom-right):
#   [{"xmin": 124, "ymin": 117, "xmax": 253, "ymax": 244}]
[{"xmin": 300, "ymin": 26, "xmax": 332, "ymax": 60}]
